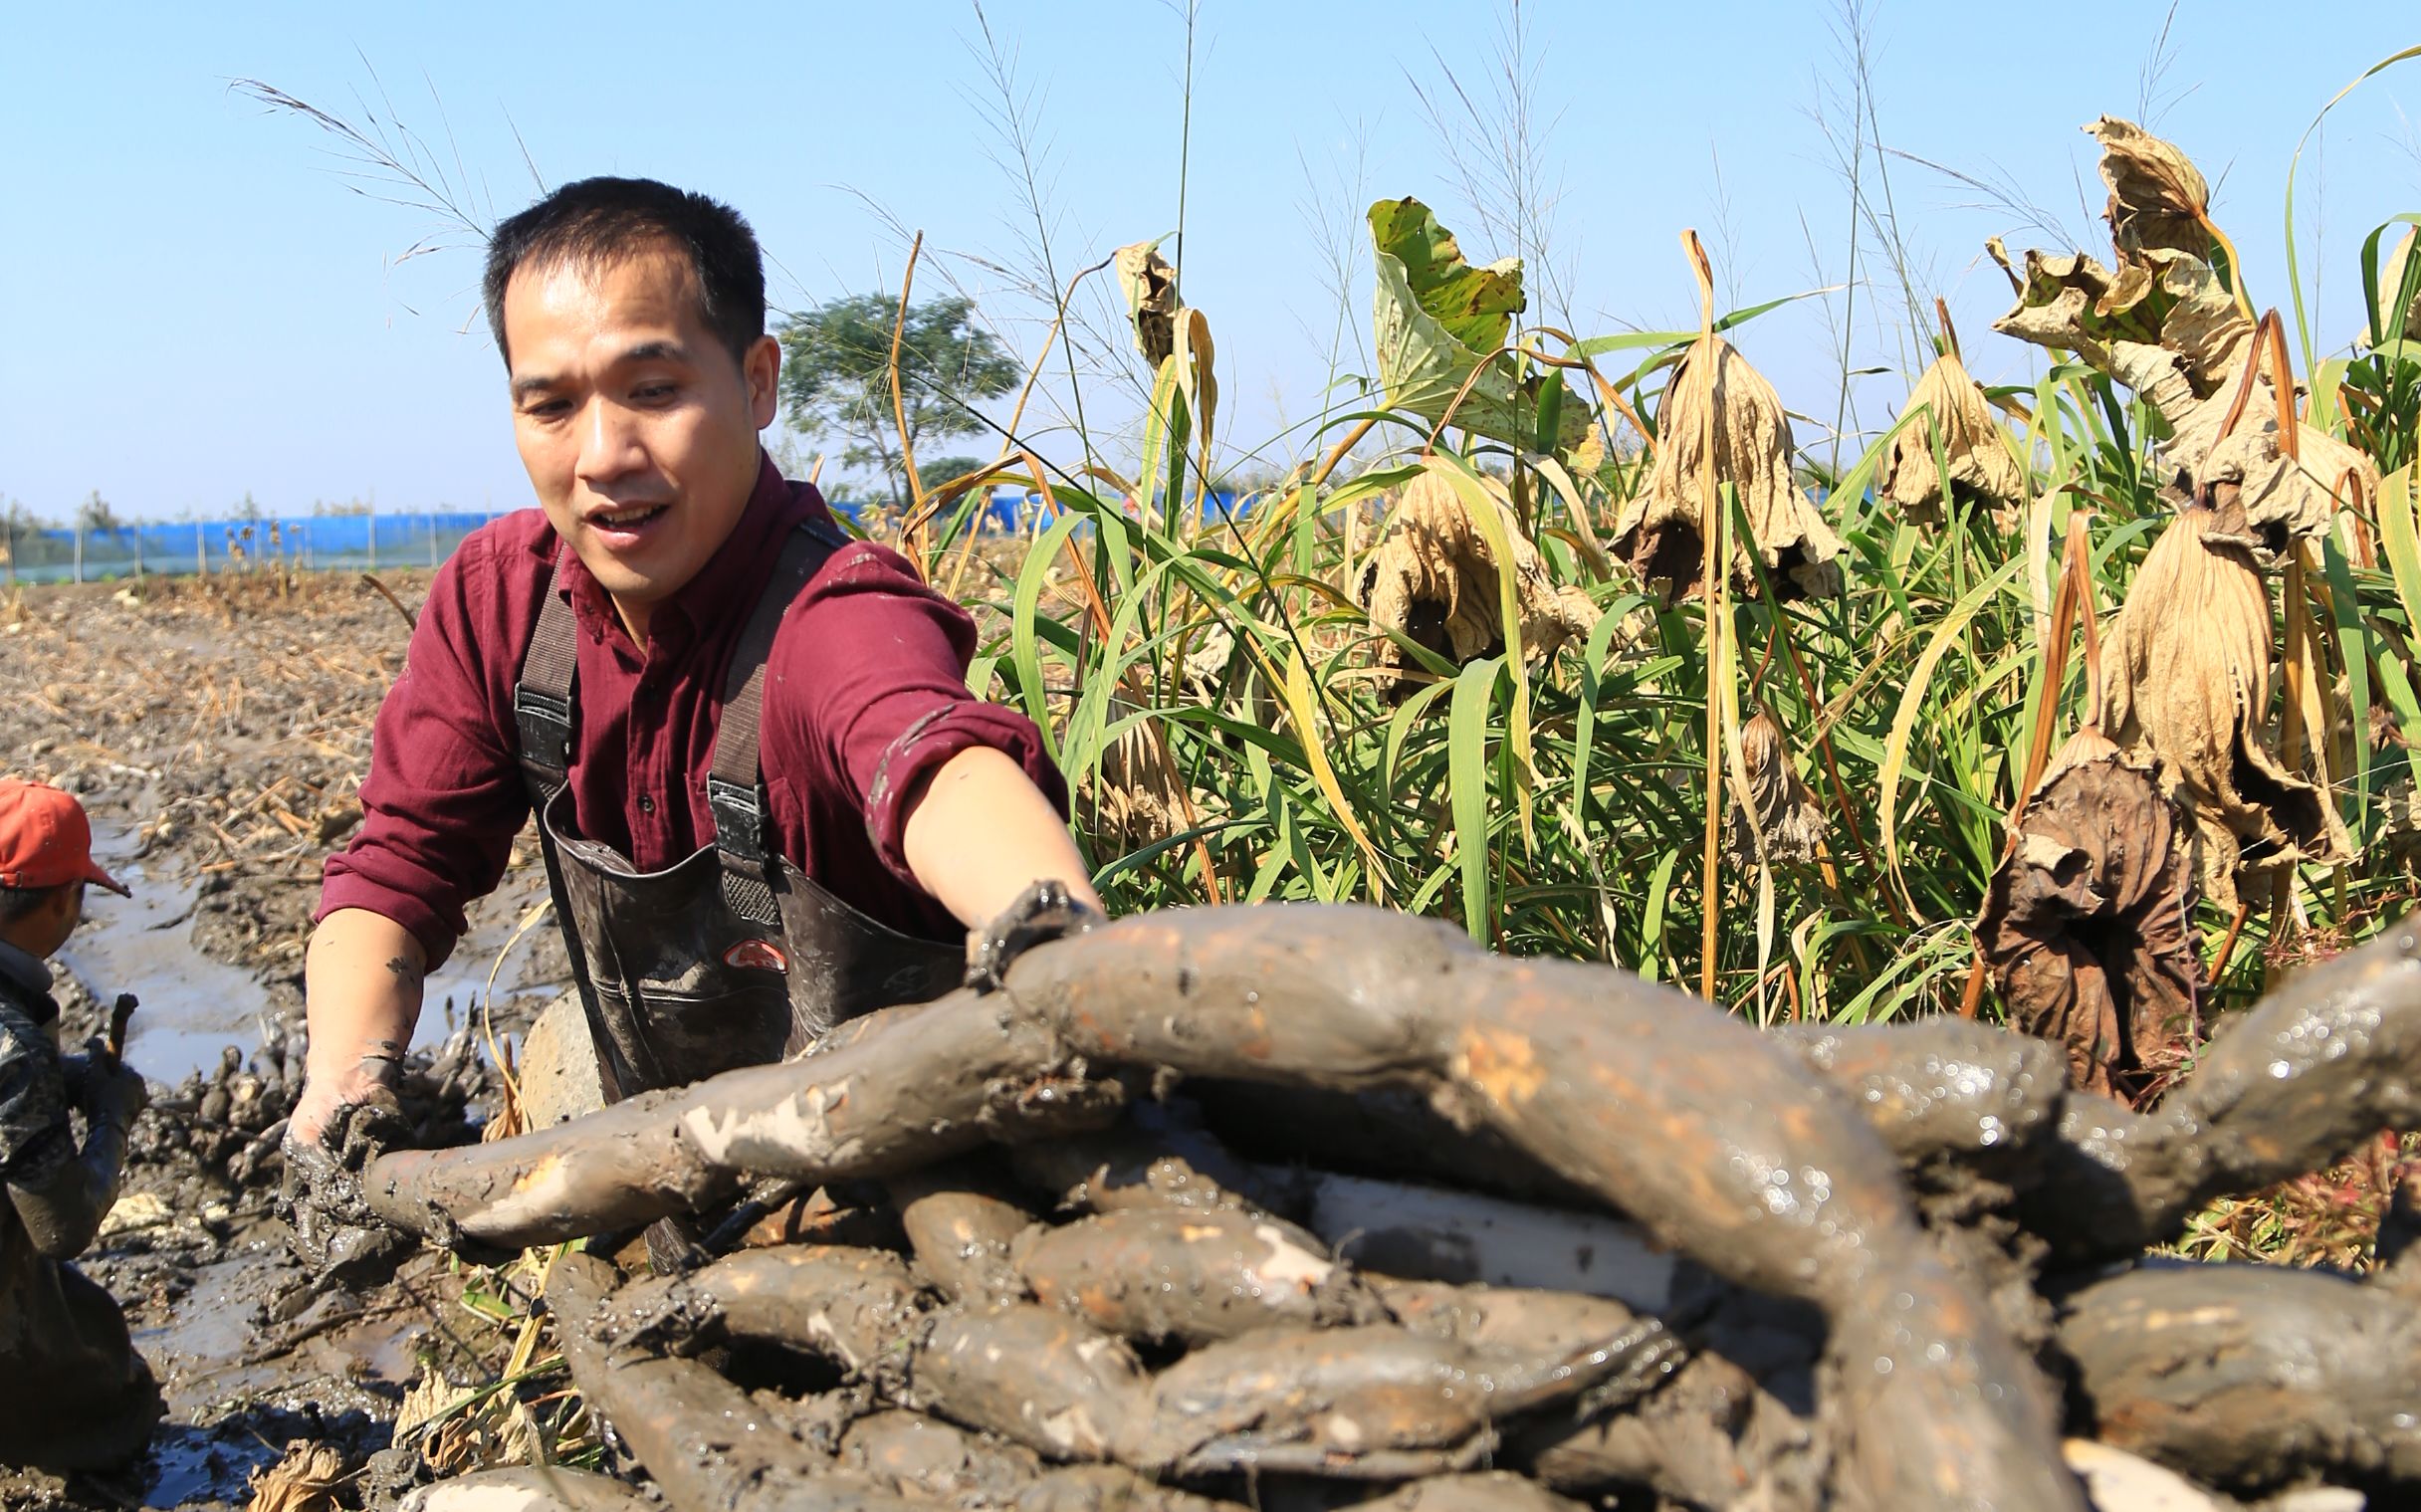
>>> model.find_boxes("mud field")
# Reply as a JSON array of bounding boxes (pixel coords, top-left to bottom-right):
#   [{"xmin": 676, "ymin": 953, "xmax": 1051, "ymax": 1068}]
[
  {"xmin": 1, "ymin": 572, "xmax": 571, "ymax": 1510},
  {"xmin": 4, "ymin": 572, "xmax": 2418, "ymax": 1512}
]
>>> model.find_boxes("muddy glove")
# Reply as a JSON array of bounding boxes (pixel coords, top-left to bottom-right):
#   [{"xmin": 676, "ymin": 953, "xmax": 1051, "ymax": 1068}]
[
  {"xmin": 8, "ymin": 1058, "xmax": 147, "ymax": 1260},
  {"xmin": 278, "ymin": 1085, "xmax": 412, "ymax": 1286},
  {"xmin": 965, "ymin": 879, "xmax": 1105, "ymax": 993}
]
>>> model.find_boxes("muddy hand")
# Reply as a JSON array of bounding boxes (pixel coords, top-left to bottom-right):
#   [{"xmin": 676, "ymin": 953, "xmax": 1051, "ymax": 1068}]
[
  {"xmin": 79, "ymin": 1053, "xmax": 150, "ymax": 1128},
  {"xmin": 279, "ymin": 1090, "xmax": 412, "ymax": 1285},
  {"xmin": 966, "ymin": 879, "xmax": 1105, "ymax": 993}
]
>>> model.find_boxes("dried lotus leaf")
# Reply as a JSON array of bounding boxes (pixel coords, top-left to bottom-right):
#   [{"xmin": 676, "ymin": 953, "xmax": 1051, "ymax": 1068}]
[
  {"xmin": 1612, "ymin": 334, "xmax": 1844, "ymax": 603},
  {"xmin": 1721, "ymin": 706, "xmax": 1826, "ymax": 868},
  {"xmin": 2185, "ymin": 422, "xmax": 2377, "ymax": 567},
  {"xmin": 2098, "ymin": 501, "xmax": 2354, "ymax": 909},
  {"xmin": 1989, "ymin": 245, "xmax": 2250, "ymax": 399},
  {"xmin": 1877, "ymin": 350, "xmax": 2026, "ymax": 524},
  {"xmin": 245, "ymin": 1441, "xmax": 349, "ymax": 1512},
  {"xmin": 1355, "ymin": 462, "xmax": 1603, "ymax": 700},
  {"xmin": 1990, "ymin": 236, "xmax": 2360, "ymax": 559},
  {"xmin": 1086, "ymin": 709, "xmax": 1181, "ymax": 851},
  {"xmin": 2000, "ymin": 736, "xmax": 2197, "ymax": 1080},
  {"xmin": 1116, "ymin": 239, "xmax": 1179, "ymax": 368},
  {"xmin": 2090, "ymin": 116, "xmax": 2217, "ymax": 264},
  {"xmin": 1981, "ymin": 726, "xmax": 2201, "ymax": 1100}
]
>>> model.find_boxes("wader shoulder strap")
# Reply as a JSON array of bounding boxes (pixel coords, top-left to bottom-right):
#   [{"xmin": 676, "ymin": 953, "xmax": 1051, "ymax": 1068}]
[
  {"xmin": 708, "ymin": 519, "xmax": 852, "ymax": 926},
  {"xmin": 512, "ymin": 545, "xmax": 582, "ymax": 795}
]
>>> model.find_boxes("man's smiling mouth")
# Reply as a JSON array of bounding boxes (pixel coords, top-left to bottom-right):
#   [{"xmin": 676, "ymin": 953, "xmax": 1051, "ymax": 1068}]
[{"xmin": 587, "ymin": 503, "xmax": 671, "ymax": 533}]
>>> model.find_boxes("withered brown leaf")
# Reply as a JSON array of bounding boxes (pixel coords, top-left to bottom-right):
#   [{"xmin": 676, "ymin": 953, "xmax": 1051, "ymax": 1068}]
[
  {"xmin": 1981, "ymin": 726, "xmax": 2202, "ymax": 1100},
  {"xmin": 1612, "ymin": 334, "xmax": 1843, "ymax": 603},
  {"xmin": 1356, "ymin": 462, "xmax": 1603, "ymax": 700},
  {"xmin": 1876, "ymin": 349, "xmax": 2026, "ymax": 525},
  {"xmin": 2090, "ymin": 116, "xmax": 2216, "ymax": 264},
  {"xmin": 244, "ymin": 1441, "xmax": 348, "ymax": 1512},
  {"xmin": 1722, "ymin": 705, "xmax": 1827, "ymax": 868},
  {"xmin": 2099, "ymin": 500, "xmax": 2355, "ymax": 910},
  {"xmin": 1115, "ymin": 240, "xmax": 1179, "ymax": 368}
]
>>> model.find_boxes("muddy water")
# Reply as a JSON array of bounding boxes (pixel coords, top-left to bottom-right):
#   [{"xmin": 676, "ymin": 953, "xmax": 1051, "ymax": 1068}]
[
  {"xmin": 57, "ymin": 834, "xmax": 275, "ymax": 1082},
  {"xmin": 59, "ymin": 827, "xmax": 563, "ymax": 1082},
  {"xmin": 33, "ymin": 827, "xmax": 563, "ymax": 1509}
]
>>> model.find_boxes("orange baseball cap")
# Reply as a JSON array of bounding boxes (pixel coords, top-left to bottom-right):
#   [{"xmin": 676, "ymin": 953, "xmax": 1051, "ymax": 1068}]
[{"xmin": 0, "ymin": 779, "xmax": 130, "ymax": 897}]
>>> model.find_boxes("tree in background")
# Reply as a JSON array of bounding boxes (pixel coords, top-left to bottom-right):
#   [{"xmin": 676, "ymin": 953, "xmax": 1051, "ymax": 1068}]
[
  {"xmin": 776, "ymin": 295, "xmax": 1018, "ymax": 510},
  {"xmin": 76, "ymin": 491, "xmax": 120, "ymax": 534}
]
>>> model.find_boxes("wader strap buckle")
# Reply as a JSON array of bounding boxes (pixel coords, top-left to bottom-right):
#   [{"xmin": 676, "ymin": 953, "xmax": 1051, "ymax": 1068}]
[
  {"xmin": 512, "ymin": 687, "xmax": 574, "ymax": 784},
  {"xmin": 708, "ymin": 774, "xmax": 780, "ymax": 927}
]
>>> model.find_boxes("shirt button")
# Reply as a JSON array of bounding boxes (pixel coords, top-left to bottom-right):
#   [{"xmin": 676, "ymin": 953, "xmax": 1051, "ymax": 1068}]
[{"xmin": 637, "ymin": 794, "xmax": 657, "ymax": 815}]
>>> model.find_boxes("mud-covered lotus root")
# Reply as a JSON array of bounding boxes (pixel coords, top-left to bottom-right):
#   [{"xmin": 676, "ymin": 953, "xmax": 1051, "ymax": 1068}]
[{"xmin": 1013, "ymin": 1206, "xmax": 1383, "ymax": 1345}]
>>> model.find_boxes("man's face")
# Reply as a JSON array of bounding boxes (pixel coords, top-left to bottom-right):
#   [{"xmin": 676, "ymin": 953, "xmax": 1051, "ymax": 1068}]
[{"xmin": 502, "ymin": 247, "xmax": 780, "ymax": 637}]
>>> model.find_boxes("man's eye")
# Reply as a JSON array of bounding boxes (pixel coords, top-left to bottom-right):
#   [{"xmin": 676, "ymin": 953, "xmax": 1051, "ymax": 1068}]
[
  {"xmin": 525, "ymin": 399, "xmax": 571, "ymax": 420},
  {"xmin": 634, "ymin": 383, "xmax": 677, "ymax": 402}
]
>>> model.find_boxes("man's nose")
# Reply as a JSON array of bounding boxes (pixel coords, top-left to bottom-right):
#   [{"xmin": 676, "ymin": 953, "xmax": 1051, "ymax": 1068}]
[{"xmin": 574, "ymin": 399, "xmax": 646, "ymax": 485}]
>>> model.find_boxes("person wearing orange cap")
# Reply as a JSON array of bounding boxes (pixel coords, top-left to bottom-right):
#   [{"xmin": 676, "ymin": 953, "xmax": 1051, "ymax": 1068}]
[{"xmin": 0, "ymin": 778, "xmax": 159, "ymax": 1473}]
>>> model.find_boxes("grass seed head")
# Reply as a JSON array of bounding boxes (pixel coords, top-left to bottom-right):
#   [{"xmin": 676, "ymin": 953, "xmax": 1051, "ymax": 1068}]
[{"xmin": 1615, "ymin": 334, "xmax": 1843, "ymax": 604}]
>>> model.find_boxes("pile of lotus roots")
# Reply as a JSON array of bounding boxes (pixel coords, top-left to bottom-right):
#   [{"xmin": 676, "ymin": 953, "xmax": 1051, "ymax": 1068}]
[{"xmin": 363, "ymin": 905, "xmax": 2421, "ymax": 1512}]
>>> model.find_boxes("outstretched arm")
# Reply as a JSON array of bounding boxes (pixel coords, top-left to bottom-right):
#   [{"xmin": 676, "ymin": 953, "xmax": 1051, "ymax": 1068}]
[
  {"xmin": 902, "ymin": 746, "xmax": 1103, "ymax": 927},
  {"xmin": 292, "ymin": 908, "xmax": 424, "ymax": 1144}
]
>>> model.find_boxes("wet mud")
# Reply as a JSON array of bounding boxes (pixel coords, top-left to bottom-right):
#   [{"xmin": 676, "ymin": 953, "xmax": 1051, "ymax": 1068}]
[
  {"xmin": 2, "ymin": 576, "xmax": 559, "ymax": 1510},
  {"xmin": 13, "ymin": 579, "xmax": 2421, "ymax": 1510}
]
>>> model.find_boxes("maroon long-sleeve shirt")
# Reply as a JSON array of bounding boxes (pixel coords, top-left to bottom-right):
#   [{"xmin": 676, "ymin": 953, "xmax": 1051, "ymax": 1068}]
[{"xmin": 320, "ymin": 455, "xmax": 1064, "ymax": 969}]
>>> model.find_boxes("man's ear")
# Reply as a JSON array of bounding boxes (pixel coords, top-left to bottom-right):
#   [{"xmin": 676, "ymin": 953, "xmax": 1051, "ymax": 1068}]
[{"xmin": 745, "ymin": 334, "xmax": 781, "ymax": 431}]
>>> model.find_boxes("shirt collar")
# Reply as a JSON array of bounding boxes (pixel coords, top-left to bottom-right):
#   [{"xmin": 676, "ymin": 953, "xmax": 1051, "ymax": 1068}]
[
  {"xmin": 0, "ymin": 939, "xmax": 52, "ymax": 1004},
  {"xmin": 553, "ymin": 453, "xmax": 832, "ymax": 649}
]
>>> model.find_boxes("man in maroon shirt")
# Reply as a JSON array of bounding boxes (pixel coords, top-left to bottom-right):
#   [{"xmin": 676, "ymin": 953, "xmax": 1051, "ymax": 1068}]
[{"xmin": 286, "ymin": 178, "xmax": 1099, "ymax": 1273}]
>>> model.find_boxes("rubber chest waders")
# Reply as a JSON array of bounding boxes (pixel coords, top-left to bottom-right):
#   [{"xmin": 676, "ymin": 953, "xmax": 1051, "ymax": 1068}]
[{"xmin": 511, "ymin": 520, "xmax": 961, "ymax": 1110}]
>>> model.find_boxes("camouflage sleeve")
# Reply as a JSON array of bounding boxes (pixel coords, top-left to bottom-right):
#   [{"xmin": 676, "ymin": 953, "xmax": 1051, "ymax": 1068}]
[{"xmin": 0, "ymin": 1004, "xmax": 74, "ymax": 1189}]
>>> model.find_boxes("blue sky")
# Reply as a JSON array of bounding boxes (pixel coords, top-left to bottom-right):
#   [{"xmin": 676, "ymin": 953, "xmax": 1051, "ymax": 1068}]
[{"xmin": 4, "ymin": 1, "xmax": 2417, "ymax": 520}]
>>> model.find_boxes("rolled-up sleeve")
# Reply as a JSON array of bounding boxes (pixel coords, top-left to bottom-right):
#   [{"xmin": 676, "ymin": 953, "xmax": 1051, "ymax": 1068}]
[
  {"xmin": 318, "ymin": 532, "xmax": 531, "ymax": 968},
  {"xmin": 779, "ymin": 542, "xmax": 1065, "ymax": 882}
]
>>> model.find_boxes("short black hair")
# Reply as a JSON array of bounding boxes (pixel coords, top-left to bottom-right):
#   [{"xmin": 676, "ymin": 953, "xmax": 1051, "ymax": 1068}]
[
  {"xmin": 0, "ymin": 882, "xmax": 69, "ymax": 927},
  {"xmin": 482, "ymin": 176, "xmax": 767, "ymax": 368}
]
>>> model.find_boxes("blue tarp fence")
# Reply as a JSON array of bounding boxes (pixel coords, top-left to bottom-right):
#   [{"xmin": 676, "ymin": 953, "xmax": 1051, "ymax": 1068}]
[
  {"xmin": 0, "ymin": 490, "xmax": 1262, "ymax": 585},
  {"xmin": 0, "ymin": 513, "xmax": 503, "ymax": 585}
]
